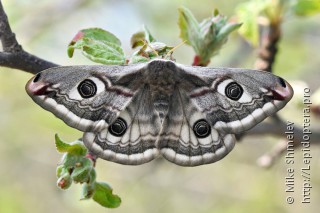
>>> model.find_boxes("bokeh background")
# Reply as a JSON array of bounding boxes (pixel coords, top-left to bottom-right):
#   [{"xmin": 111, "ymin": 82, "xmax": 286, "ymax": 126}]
[{"xmin": 1, "ymin": 0, "xmax": 320, "ymax": 212}]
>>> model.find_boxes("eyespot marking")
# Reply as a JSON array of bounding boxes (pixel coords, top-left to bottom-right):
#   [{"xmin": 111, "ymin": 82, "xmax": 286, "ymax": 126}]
[
  {"xmin": 108, "ymin": 117, "xmax": 127, "ymax": 137},
  {"xmin": 77, "ymin": 79, "xmax": 97, "ymax": 98},
  {"xmin": 225, "ymin": 82, "xmax": 243, "ymax": 101},
  {"xmin": 193, "ymin": 119, "xmax": 211, "ymax": 138}
]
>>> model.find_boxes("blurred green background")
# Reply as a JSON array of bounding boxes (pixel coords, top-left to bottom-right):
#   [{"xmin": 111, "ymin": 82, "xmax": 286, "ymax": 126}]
[{"xmin": 1, "ymin": 0, "xmax": 320, "ymax": 212}]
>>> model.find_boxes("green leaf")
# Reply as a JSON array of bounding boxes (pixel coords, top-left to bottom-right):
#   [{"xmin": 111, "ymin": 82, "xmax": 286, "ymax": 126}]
[
  {"xmin": 130, "ymin": 40, "xmax": 173, "ymax": 61},
  {"xmin": 213, "ymin": 22, "xmax": 242, "ymax": 51},
  {"xmin": 81, "ymin": 182, "xmax": 96, "ymax": 200},
  {"xmin": 68, "ymin": 28, "xmax": 126, "ymax": 65},
  {"xmin": 81, "ymin": 28, "xmax": 121, "ymax": 45},
  {"xmin": 93, "ymin": 182, "xmax": 121, "ymax": 208},
  {"xmin": 69, "ymin": 28, "xmax": 121, "ymax": 48},
  {"xmin": 56, "ymin": 165, "xmax": 66, "ymax": 177},
  {"xmin": 236, "ymin": 1, "xmax": 262, "ymax": 46},
  {"xmin": 128, "ymin": 55, "xmax": 149, "ymax": 64},
  {"xmin": 89, "ymin": 168, "xmax": 97, "ymax": 184},
  {"xmin": 71, "ymin": 158, "xmax": 93, "ymax": 183},
  {"xmin": 291, "ymin": 0, "xmax": 320, "ymax": 16},
  {"xmin": 130, "ymin": 26, "xmax": 157, "ymax": 49},
  {"xmin": 143, "ymin": 25, "xmax": 157, "ymax": 43},
  {"xmin": 55, "ymin": 134, "xmax": 120, "ymax": 208},
  {"xmin": 179, "ymin": 6, "xmax": 241, "ymax": 65},
  {"xmin": 214, "ymin": 8, "xmax": 220, "ymax": 16},
  {"xmin": 217, "ymin": 23, "xmax": 242, "ymax": 42},
  {"xmin": 130, "ymin": 31, "xmax": 146, "ymax": 48},
  {"xmin": 148, "ymin": 42, "xmax": 173, "ymax": 55},
  {"xmin": 81, "ymin": 39, "xmax": 126, "ymax": 65},
  {"xmin": 178, "ymin": 6, "xmax": 201, "ymax": 52},
  {"xmin": 60, "ymin": 153, "xmax": 80, "ymax": 168},
  {"xmin": 236, "ymin": 0, "xmax": 285, "ymax": 45},
  {"xmin": 57, "ymin": 173, "xmax": 72, "ymax": 190},
  {"xmin": 130, "ymin": 26, "xmax": 174, "ymax": 60},
  {"xmin": 55, "ymin": 134, "xmax": 87, "ymax": 156}
]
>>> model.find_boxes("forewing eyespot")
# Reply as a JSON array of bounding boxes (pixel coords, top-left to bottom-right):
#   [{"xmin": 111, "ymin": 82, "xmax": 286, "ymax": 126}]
[
  {"xmin": 225, "ymin": 82, "xmax": 243, "ymax": 101},
  {"xmin": 77, "ymin": 79, "xmax": 97, "ymax": 98}
]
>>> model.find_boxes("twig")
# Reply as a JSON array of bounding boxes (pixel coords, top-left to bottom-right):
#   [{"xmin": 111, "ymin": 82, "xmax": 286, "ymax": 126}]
[
  {"xmin": 247, "ymin": 118, "xmax": 320, "ymax": 167},
  {"xmin": 254, "ymin": 23, "xmax": 281, "ymax": 72},
  {"xmin": 0, "ymin": 0, "xmax": 58, "ymax": 74},
  {"xmin": 256, "ymin": 139, "xmax": 287, "ymax": 168},
  {"xmin": 248, "ymin": 19, "xmax": 319, "ymax": 167},
  {"xmin": 239, "ymin": 116, "xmax": 317, "ymax": 144}
]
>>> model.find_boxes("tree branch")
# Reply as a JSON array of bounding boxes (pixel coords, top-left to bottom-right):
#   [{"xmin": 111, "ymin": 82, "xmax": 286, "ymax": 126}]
[
  {"xmin": 245, "ymin": 19, "xmax": 319, "ymax": 167},
  {"xmin": 0, "ymin": 0, "xmax": 58, "ymax": 74},
  {"xmin": 254, "ymin": 23, "xmax": 281, "ymax": 72}
]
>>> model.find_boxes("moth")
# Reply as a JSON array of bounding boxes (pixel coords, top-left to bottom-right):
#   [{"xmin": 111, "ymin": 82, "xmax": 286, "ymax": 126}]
[{"xmin": 26, "ymin": 59, "xmax": 293, "ymax": 166}]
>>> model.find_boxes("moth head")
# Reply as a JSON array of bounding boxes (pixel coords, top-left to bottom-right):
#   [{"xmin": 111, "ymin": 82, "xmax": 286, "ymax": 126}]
[{"xmin": 26, "ymin": 66, "xmax": 114, "ymax": 132}]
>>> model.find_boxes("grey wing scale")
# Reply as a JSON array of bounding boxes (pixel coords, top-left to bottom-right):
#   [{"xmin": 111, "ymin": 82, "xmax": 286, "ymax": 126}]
[
  {"xmin": 83, "ymin": 85, "xmax": 161, "ymax": 165},
  {"xmin": 158, "ymin": 88, "xmax": 235, "ymax": 166}
]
